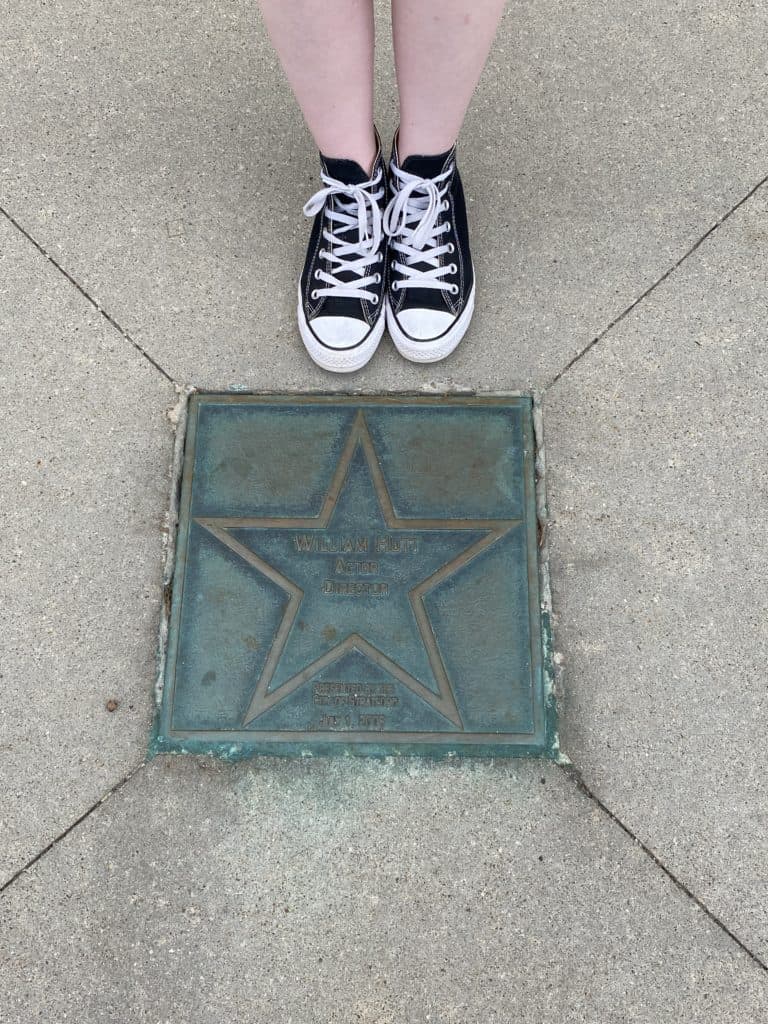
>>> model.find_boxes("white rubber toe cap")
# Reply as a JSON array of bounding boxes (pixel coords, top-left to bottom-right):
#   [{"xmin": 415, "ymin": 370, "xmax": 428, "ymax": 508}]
[
  {"xmin": 308, "ymin": 315, "xmax": 372, "ymax": 349},
  {"xmin": 395, "ymin": 307, "xmax": 455, "ymax": 341},
  {"xmin": 298, "ymin": 285, "xmax": 385, "ymax": 372},
  {"xmin": 386, "ymin": 277, "xmax": 476, "ymax": 364}
]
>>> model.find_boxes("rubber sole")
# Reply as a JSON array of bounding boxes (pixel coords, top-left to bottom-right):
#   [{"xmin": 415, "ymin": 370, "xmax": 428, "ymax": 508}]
[
  {"xmin": 386, "ymin": 278, "xmax": 476, "ymax": 364},
  {"xmin": 297, "ymin": 285, "xmax": 385, "ymax": 373}
]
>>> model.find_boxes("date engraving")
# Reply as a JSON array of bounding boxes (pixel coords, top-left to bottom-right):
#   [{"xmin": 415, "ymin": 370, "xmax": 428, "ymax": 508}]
[{"xmin": 309, "ymin": 712, "xmax": 387, "ymax": 732}]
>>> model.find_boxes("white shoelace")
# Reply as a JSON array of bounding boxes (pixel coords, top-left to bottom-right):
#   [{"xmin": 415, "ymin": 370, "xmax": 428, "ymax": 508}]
[
  {"xmin": 383, "ymin": 161, "xmax": 457, "ymax": 295},
  {"xmin": 303, "ymin": 168, "xmax": 385, "ymax": 303}
]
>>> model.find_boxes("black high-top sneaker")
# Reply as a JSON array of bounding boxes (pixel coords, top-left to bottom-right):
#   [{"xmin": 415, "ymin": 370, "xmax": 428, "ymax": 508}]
[
  {"xmin": 298, "ymin": 130, "xmax": 387, "ymax": 373},
  {"xmin": 383, "ymin": 131, "xmax": 475, "ymax": 363}
]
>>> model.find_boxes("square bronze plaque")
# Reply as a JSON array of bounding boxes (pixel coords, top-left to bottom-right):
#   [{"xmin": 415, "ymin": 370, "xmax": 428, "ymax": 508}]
[{"xmin": 153, "ymin": 394, "xmax": 557, "ymax": 758}]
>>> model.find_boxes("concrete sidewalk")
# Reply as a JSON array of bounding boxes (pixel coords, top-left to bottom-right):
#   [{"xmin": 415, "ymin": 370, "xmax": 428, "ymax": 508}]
[{"xmin": 1, "ymin": 1, "xmax": 767, "ymax": 1019}]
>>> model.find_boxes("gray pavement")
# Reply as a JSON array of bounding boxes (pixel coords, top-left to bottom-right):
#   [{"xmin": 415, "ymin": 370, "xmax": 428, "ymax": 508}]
[
  {"xmin": 545, "ymin": 186, "xmax": 768, "ymax": 961},
  {"xmin": 0, "ymin": 214, "xmax": 174, "ymax": 881},
  {"xmin": 1, "ymin": 0, "xmax": 767, "ymax": 1020},
  {"xmin": 3, "ymin": 759, "xmax": 767, "ymax": 1023}
]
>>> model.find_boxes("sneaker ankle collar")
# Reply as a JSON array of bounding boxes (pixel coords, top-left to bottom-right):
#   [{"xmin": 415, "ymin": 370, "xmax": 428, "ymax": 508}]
[
  {"xmin": 391, "ymin": 128, "xmax": 456, "ymax": 180},
  {"xmin": 320, "ymin": 126, "xmax": 383, "ymax": 185},
  {"xmin": 398, "ymin": 149, "xmax": 455, "ymax": 180},
  {"xmin": 320, "ymin": 154, "xmax": 381, "ymax": 186}
]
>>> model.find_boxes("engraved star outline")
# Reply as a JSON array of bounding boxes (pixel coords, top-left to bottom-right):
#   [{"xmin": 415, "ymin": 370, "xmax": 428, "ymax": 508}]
[{"xmin": 195, "ymin": 411, "xmax": 520, "ymax": 730}]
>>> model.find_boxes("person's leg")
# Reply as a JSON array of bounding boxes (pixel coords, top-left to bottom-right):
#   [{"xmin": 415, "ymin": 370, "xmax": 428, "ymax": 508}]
[
  {"xmin": 257, "ymin": 0, "xmax": 377, "ymax": 172},
  {"xmin": 257, "ymin": 0, "xmax": 386, "ymax": 371},
  {"xmin": 391, "ymin": 0, "xmax": 507, "ymax": 159},
  {"xmin": 382, "ymin": 0, "xmax": 507, "ymax": 363}
]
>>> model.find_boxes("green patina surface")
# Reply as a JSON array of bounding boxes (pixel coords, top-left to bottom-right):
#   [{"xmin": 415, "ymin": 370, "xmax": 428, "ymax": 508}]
[{"xmin": 152, "ymin": 394, "xmax": 559, "ymax": 760}]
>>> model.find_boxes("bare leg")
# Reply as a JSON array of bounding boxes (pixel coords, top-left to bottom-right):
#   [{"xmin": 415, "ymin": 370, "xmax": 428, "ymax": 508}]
[
  {"xmin": 391, "ymin": 0, "xmax": 507, "ymax": 159},
  {"xmin": 256, "ymin": 0, "xmax": 377, "ymax": 172}
]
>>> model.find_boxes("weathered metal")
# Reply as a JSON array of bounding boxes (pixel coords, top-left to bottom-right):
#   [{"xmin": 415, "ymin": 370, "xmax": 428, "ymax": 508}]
[{"xmin": 153, "ymin": 394, "xmax": 557, "ymax": 758}]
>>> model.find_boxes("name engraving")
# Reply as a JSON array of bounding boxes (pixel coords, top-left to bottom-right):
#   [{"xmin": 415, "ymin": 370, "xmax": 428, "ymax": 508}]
[
  {"xmin": 294, "ymin": 534, "xmax": 369, "ymax": 553},
  {"xmin": 293, "ymin": 534, "xmax": 419, "ymax": 555},
  {"xmin": 375, "ymin": 536, "xmax": 419, "ymax": 554}
]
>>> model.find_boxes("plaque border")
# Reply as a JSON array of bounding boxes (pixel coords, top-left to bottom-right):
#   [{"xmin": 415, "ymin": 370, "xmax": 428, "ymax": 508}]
[{"xmin": 151, "ymin": 393, "xmax": 560, "ymax": 761}]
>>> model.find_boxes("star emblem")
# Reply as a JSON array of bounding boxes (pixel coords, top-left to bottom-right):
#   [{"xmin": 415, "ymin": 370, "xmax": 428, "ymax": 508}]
[{"xmin": 195, "ymin": 411, "xmax": 519, "ymax": 729}]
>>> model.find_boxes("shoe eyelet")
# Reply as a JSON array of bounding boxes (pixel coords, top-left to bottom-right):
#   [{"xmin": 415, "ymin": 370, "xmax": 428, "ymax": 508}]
[
  {"xmin": 442, "ymin": 200, "xmax": 449, "ymax": 211},
  {"xmin": 451, "ymin": 284, "xmax": 459, "ymax": 296},
  {"xmin": 374, "ymin": 273, "xmax": 382, "ymax": 284},
  {"xmin": 444, "ymin": 222, "xmax": 452, "ymax": 232},
  {"xmin": 448, "ymin": 263, "xmax": 457, "ymax": 275},
  {"xmin": 314, "ymin": 269, "xmax": 322, "ymax": 280},
  {"xmin": 391, "ymin": 281, "xmax": 399, "ymax": 292},
  {"xmin": 447, "ymin": 243, "xmax": 455, "ymax": 254},
  {"xmin": 371, "ymin": 295, "xmax": 379, "ymax": 305}
]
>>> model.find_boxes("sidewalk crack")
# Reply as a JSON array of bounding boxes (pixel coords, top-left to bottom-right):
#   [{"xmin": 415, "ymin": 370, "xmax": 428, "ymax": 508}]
[
  {"xmin": 0, "ymin": 761, "xmax": 147, "ymax": 897},
  {"xmin": 562, "ymin": 763, "xmax": 768, "ymax": 974},
  {"xmin": 0, "ymin": 204, "xmax": 176, "ymax": 385},
  {"xmin": 545, "ymin": 169, "xmax": 768, "ymax": 391}
]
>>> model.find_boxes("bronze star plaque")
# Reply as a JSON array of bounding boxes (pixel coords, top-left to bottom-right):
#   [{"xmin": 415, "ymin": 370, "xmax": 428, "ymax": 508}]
[{"xmin": 153, "ymin": 395, "xmax": 557, "ymax": 758}]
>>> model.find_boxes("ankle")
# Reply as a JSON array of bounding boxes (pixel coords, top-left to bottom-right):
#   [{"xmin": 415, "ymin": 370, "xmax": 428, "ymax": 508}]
[{"xmin": 395, "ymin": 126, "xmax": 457, "ymax": 164}]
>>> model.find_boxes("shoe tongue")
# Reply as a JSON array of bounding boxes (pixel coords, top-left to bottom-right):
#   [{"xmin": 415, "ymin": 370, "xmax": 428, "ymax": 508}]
[
  {"xmin": 393, "ymin": 147, "xmax": 456, "ymax": 316},
  {"xmin": 315, "ymin": 153, "xmax": 380, "ymax": 319},
  {"xmin": 399, "ymin": 148, "xmax": 453, "ymax": 179},
  {"xmin": 320, "ymin": 155, "xmax": 372, "ymax": 185}
]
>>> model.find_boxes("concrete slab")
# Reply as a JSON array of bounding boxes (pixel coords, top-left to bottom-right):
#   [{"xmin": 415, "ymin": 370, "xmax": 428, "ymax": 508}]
[
  {"xmin": 545, "ymin": 184, "xmax": 768, "ymax": 959},
  {"xmin": 2, "ymin": 1, "xmax": 767, "ymax": 388},
  {"xmin": 1, "ymin": 757, "xmax": 767, "ymax": 1022},
  {"xmin": 0, "ymin": 214, "xmax": 175, "ymax": 884}
]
